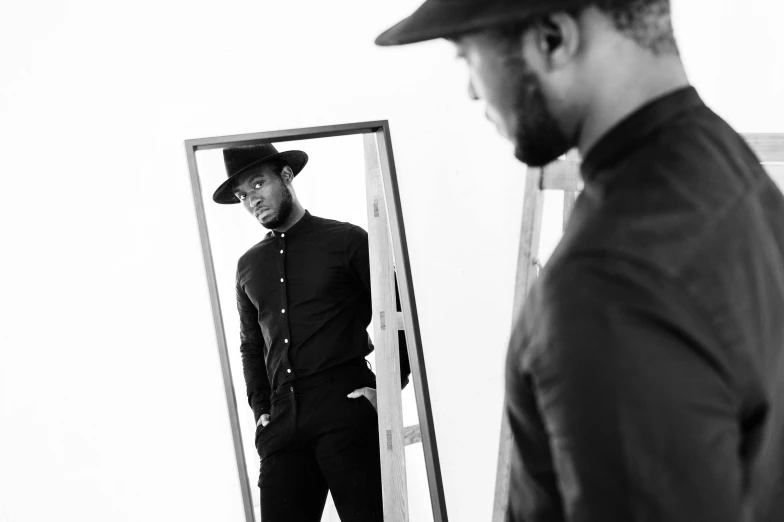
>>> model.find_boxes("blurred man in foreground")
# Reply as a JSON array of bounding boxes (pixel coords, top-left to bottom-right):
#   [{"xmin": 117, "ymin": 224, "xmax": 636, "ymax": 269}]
[{"xmin": 377, "ymin": 1, "xmax": 784, "ymax": 521}]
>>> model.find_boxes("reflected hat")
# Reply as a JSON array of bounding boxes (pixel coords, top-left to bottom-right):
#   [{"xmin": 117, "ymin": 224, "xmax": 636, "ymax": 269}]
[
  {"xmin": 375, "ymin": 0, "xmax": 585, "ymax": 46},
  {"xmin": 212, "ymin": 143, "xmax": 308, "ymax": 204}
]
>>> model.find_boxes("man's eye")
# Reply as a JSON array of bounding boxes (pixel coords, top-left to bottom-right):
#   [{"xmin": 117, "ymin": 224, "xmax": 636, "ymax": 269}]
[
  {"xmin": 239, "ymin": 194, "xmax": 246, "ymax": 200},
  {"xmin": 254, "ymin": 182, "xmax": 263, "ymax": 189}
]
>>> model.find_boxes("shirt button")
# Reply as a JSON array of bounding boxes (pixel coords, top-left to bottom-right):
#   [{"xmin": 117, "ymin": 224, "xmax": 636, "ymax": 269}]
[
  {"xmin": 284, "ymin": 339, "xmax": 289, "ymax": 343},
  {"xmin": 281, "ymin": 233, "xmax": 285, "ymax": 237},
  {"xmin": 280, "ymin": 249, "xmax": 283, "ymax": 254},
  {"xmin": 280, "ymin": 278, "xmax": 284, "ymax": 282},
  {"xmin": 287, "ymin": 369, "xmax": 291, "ymax": 373},
  {"xmin": 281, "ymin": 309, "xmax": 286, "ymax": 313},
  {"xmin": 290, "ymin": 386, "xmax": 294, "ymax": 392}
]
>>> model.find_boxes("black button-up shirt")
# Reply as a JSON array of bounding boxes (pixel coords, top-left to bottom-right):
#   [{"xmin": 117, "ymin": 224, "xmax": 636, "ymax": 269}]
[
  {"xmin": 236, "ymin": 211, "xmax": 409, "ymax": 422},
  {"xmin": 506, "ymin": 87, "xmax": 784, "ymax": 522}
]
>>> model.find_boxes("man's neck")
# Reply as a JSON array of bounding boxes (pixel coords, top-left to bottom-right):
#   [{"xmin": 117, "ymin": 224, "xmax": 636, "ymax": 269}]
[
  {"xmin": 274, "ymin": 204, "xmax": 307, "ymax": 233},
  {"xmin": 577, "ymin": 56, "xmax": 690, "ymax": 156}
]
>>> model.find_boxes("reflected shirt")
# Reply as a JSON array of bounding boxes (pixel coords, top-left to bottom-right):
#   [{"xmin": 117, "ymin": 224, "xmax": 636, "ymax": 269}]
[
  {"xmin": 236, "ymin": 210, "xmax": 410, "ymax": 422},
  {"xmin": 506, "ymin": 87, "xmax": 784, "ymax": 522}
]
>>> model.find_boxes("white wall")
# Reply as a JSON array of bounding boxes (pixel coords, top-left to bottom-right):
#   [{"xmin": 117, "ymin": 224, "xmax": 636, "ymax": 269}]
[{"xmin": 0, "ymin": 1, "xmax": 781, "ymax": 521}]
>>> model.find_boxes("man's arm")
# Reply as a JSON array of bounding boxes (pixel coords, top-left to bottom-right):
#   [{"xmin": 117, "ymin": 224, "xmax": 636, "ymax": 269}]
[
  {"xmin": 236, "ymin": 268, "xmax": 271, "ymax": 425},
  {"xmin": 506, "ymin": 258, "xmax": 743, "ymax": 522},
  {"xmin": 349, "ymin": 226, "xmax": 411, "ymax": 389}
]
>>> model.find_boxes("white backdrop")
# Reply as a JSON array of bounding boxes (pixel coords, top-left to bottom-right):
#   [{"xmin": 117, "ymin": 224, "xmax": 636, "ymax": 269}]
[{"xmin": 0, "ymin": 1, "xmax": 782, "ymax": 521}]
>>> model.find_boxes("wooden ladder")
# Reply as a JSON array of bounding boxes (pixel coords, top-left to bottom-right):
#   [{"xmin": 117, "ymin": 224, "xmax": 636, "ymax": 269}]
[
  {"xmin": 491, "ymin": 134, "xmax": 784, "ymax": 522},
  {"xmin": 363, "ymin": 126, "xmax": 449, "ymax": 522}
]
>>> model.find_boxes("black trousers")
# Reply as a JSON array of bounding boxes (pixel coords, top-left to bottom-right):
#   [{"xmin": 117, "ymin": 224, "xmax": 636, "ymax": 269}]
[{"xmin": 255, "ymin": 359, "xmax": 383, "ymax": 521}]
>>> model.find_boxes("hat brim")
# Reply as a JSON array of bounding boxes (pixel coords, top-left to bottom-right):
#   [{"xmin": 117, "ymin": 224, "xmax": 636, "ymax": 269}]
[
  {"xmin": 375, "ymin": 0, "xmax": 581, "ymax": 46},
  {"xmin": 212, "ymin": 150, "xmax": 308, "ymax": 204}
]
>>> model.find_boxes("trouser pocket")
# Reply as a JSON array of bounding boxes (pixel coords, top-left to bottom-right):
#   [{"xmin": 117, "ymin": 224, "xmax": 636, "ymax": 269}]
[{"xmin": 255, "ymin": 393, "xmax": 296, "ymax": 460}]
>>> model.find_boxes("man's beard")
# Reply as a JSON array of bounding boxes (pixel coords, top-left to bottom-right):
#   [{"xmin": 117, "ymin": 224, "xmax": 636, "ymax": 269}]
[
  {"xmin": 504, "ymin": 55, "xmax": 572, "ymax": 167},
  {"xmin": 258, "ymin": 184, "xmax": 293, "ymax": 229}
]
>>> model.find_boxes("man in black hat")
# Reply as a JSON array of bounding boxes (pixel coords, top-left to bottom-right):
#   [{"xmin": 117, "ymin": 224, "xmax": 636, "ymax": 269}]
[
  {"xmin": 378, "ymin": 2, "xmax": 784, "ymax": 521},
  {"xmin": 213, "ymin": 143, "xmax": 410, "ymax": 521}
]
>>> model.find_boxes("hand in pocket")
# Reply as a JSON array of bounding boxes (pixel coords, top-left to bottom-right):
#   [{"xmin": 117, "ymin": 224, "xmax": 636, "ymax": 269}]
[{"xmin": 347, "ymin": 387, "xmax": 377, "ymax": 411}]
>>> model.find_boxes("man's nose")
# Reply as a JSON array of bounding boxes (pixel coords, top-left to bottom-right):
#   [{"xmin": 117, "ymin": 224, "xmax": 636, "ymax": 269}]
[
  {"xmin": 249, "ymin": 192, "xmax": 262, "ymax": 207},
  {"xmin": 468, "ymin": 80, "xmax": 478, "ymax": 101}
]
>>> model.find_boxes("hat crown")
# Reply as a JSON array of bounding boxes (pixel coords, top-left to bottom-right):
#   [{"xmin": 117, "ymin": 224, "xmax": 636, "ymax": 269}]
[
  {"xmin": 222, "ymin": 143, "xmax": 281, "ymax": 178},
  {"xmin": 213, "ymin": 144, "xmax": 308, "ymax": 204},
  {"xmin": 375, "ymin": 0, "xmax": 587, "ymax": 46}
]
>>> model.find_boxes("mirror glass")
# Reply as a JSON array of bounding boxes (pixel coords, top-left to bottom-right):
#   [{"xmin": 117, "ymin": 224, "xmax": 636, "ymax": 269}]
[{"xmin": 195, "ymin": 134, "xmax": 432, "ymax": 521}]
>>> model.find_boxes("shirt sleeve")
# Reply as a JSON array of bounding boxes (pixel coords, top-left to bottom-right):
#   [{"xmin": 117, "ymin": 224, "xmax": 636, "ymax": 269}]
[
  {"xmin": 505, "ymin": 257, "xmax": 743, "ymax": 522},
  {"xmin": 349, "ymin": 226, "xmax": 411, "ymax": 389},
  {"xmin": 236, "ymin": 265, "xmax": 271, "ymax": 422}
]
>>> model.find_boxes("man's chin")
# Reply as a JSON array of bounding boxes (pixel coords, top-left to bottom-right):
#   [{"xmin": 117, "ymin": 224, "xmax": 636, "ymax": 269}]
[
  {"xmin": 257, "ymin": 215, "xmax": 277, "ymax": 229},
  {"xmin": 514, "ymin": 140, "xmax": 571, "ymax": 168},
  {"xmin": 515, "ymin": 151, "xmax": 555, "ymax": 168}
]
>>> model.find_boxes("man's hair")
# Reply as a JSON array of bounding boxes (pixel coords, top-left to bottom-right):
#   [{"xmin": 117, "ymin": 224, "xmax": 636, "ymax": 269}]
[
  {"xmin": 489, "ymin": 0, "xmax": 678, "ymax": 56},
  {"xmin": 592, "ymin": 0, "xmax": 677, "ymax": 55}
]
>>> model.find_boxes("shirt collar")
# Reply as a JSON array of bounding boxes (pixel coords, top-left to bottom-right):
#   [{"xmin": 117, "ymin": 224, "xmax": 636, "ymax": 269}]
[
  {"xmin": 580, "ymin": 86, "xmax": 704, "ymax": 182},
  {"xmin": 271, "ymin": 210, "xmax": 312, "ymax": 238}
]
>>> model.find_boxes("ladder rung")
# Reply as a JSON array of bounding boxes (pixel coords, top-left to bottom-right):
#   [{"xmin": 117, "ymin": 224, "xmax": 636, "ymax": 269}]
[
  {"xmin": 403, "ymin": 424, "xmax": 421, "ymax": 446},
  {"xmin": 746, "ymin": 134, "xmax": 784, "ymax": 162},
  {"xmin": 541, "ymin": 159, "xmax": 582, "ymax": 191},
  {"xmin": 396, "ymin": 311, "xmax": 405, "ymax": 330}
]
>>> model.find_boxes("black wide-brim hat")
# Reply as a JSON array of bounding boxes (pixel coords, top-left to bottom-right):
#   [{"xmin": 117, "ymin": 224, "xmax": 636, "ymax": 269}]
[
  {"xmin": 212, "ymin": 143, "xmax": 308, "ymax": 204},
  {"xmin": 375, "ymin": 0, "xmax": 585, "ymax": 46}
]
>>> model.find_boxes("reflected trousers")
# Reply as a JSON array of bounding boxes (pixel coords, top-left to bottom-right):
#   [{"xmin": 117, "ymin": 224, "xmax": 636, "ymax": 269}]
[{"xmin": 255, "ymin": 359, "xmax": 383, "ymax": 521}]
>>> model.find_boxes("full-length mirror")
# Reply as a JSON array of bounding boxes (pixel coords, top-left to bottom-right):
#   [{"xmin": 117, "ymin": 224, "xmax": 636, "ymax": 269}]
[{"xmin": 186, "ymin": 122, "xmax": 447, "ymax": 522}]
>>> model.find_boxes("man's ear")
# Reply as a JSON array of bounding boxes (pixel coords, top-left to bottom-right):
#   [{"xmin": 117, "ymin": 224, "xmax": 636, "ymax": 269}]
[
  {"xmin": 529, "ymin": 12, "xmax": 581, "ymax": 71},
  {"xmin": 281, "ymin": 165, "xmax": 294, "ymax": 183}
]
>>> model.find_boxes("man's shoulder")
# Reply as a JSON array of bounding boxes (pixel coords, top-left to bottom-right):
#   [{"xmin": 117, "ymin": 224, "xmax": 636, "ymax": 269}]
[
  {"xmin": 237, "ymin": 233, "xmax": 276, "ymax": 266},
  {"xmin": 618, "ymin": 103, "xmax": 761, "ymax": 201},
  {"xmin": 310, "ymin": 214, "xmax": 367, "ymax": 237},
  {"xmin": 654, "ymin": 105, "xmax": 759, "ymax": 178},
  {"xmin": 565, "ymin": 110, "xmax": 763, "ymax": 281}
]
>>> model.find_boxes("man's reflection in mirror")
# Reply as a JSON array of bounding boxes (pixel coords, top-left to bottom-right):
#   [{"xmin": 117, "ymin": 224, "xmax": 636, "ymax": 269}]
[{"xmin": 212, "ymin": 143, "xmax": 411, "ymax": 521}]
